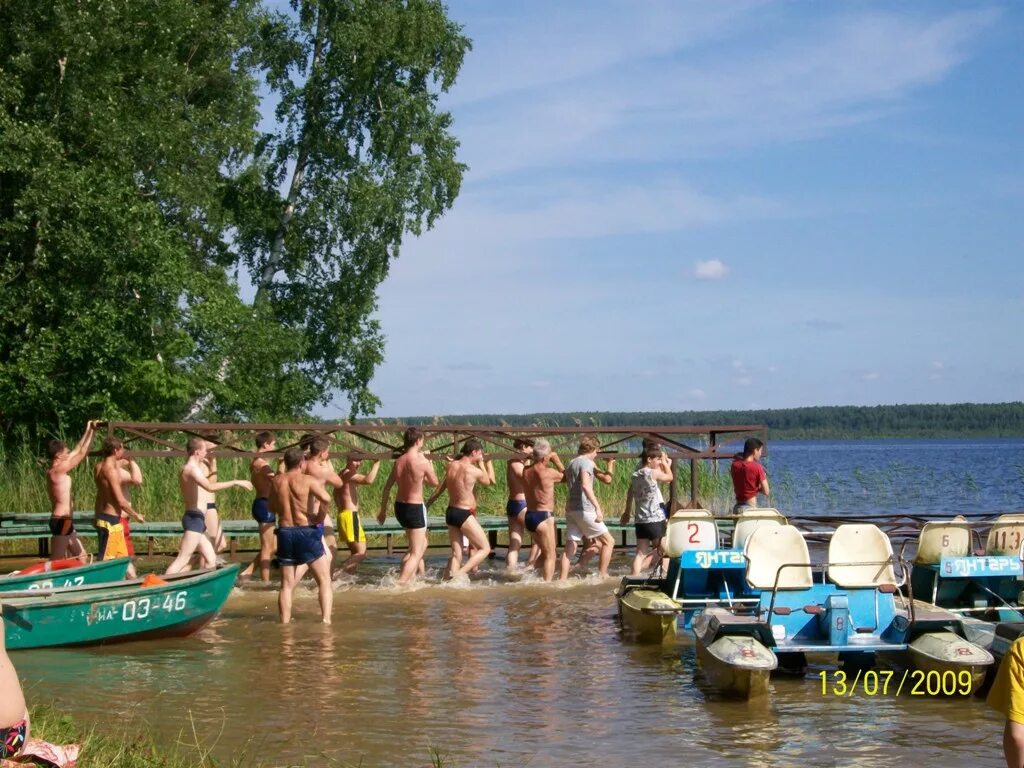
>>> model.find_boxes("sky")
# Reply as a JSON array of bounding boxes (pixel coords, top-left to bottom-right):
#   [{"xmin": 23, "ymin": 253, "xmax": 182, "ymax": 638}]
[{"xmin": 326, "ymin": 0, "xmax": 1024, "ymax": 418}]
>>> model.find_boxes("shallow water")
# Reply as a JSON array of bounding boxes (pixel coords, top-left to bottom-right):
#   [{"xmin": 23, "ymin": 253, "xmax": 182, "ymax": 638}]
[
  {"xmin": 11, "ymin": 438, "xmax": 1022, "ymax": 767},
  {"xmin": 12, "ymin": 556, "xmax": 1005, "ymax": 768}
]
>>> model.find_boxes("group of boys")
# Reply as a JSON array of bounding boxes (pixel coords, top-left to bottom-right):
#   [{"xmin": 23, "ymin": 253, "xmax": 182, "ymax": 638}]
[{"xmin": 44, "ymin": 425, "xmax": 693, "ymax": 605}]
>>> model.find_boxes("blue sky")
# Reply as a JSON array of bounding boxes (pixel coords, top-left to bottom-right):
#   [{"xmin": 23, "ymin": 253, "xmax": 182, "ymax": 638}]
[{"xmin": 328, "ymin": 1, "xmax": 1024, "ymax": 418}]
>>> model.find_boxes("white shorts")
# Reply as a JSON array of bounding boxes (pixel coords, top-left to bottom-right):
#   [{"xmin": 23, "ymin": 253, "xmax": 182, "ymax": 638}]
[{"xmin": 565, "ymin": 508, "xmax": 609, "ymax": 542}]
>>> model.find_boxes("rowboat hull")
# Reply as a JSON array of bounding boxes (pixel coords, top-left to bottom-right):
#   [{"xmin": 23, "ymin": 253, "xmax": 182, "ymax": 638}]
[
  {"xmin": 617, "ymin": 588, "xmax": 681, "ymax": 643},
  {"xmin": 2, "ymin": 565, "xmax": 239, "ymax": 650},
  {"xmin": 696, "ymin": 634, "xmax": 776, "ymax": 699},
  {"xmin": 907, "ymin": 630, "xmax": 993, "ymax": 694},
  {"xmin": 1, "ymin": 558, "xmax": 131, "ymax": 591}
]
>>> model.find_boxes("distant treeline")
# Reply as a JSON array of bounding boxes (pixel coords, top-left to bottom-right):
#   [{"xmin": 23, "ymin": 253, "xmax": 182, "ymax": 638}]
[{"xmin": 367, "ymin": 403, "xmax": 1024, "ymax": 440}]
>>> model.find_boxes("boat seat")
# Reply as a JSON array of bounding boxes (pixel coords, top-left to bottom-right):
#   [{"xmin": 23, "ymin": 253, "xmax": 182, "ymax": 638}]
[
  {"xmin": 732, "ymin": 508, "xmax": 787, "ymax": 550},
  {"xmin": 664, "ymin": 510, "xmax": 718, "ymax": 558},
  {"xmin": 914, "ymin": 520, "xmax": 971, "ymax": 565},
  {"xmin": 828, "ymin": 524, "xmax": 897, "ymax": 587},
  {"xmin": 986, "ymin": 515, "xmax": 1024, "ymax": 556},
  {"xmin": 745, "ymin": 525, "xmax": 812, "ymax": 590}
]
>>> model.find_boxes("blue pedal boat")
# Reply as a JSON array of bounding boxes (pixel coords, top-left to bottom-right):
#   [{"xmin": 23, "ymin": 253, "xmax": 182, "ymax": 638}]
[
  {"xmin": 693, "ymin": 523, "xmax": 992, "ymax": 699},
  {"xmin": 616, "ymin": 509, "xmax": 784, "ymax": 643}
]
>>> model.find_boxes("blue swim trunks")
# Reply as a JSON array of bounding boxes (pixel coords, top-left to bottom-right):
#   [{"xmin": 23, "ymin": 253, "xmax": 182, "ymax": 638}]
[
  {"xmin": 276, "ymin": 525, "xmax": 325, "ymax": 566},
  {"xmin": 182, "ymin": 509, "xmax": 207, "ymax": 534},
  {"xmin": 524, "ymin": 511, "xmax": 551, "ymax": 533},
  {"xmin": 251, "ymin": 497, "xmax": 276, "ymax": 525},
  {"xmin": 506, "ymin": 499, "xmax": 527, "ymax": 517}
]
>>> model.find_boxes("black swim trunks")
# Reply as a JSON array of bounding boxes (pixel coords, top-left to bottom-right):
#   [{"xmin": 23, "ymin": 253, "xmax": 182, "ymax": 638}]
[
  {"xmin": 48, "ymin": 516, "xmax": 75, "ymax": 536},
  {"xmin": 182, "ymin": 509, "xmax": 207, "ymax": 534},
  {"xmin": 276, "ymin": 525, "xmax": 326, "ymax": 566},
  {"xmin": 394, "ymin": 501, "xmax": 427, "ymax": 530},
  {"xmin": 445, "ymin": 506, "xmax": 473, "ymax": 528},
  {"xmin": 635, "ymin": 520, "xmax": 667, "ymax": 543}
]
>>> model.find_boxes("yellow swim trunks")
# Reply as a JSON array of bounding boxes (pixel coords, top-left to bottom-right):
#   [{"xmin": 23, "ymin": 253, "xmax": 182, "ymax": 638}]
[
  {"xmin": 95, "ymin": 514, "xmax": 129, "ymax": 560},
  {"xmin": 337, "ymin": 509, "xmax": 366, "ymax": 544}
]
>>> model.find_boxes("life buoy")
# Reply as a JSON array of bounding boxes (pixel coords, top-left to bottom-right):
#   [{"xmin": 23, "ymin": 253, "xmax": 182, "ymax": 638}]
[{"xmin": 10, "ymin": 559, "xmax": 82, "ymax": 577}]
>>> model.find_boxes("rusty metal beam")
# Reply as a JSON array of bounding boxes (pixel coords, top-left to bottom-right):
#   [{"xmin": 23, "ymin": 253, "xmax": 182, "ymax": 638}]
[{"xmin": 99, "ymin": 421, "xmax": 766, "ymax": 464}]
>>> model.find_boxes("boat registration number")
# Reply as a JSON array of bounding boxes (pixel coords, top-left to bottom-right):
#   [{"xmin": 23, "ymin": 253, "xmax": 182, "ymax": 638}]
[
  {"xmin": 91, "ymin": 592, "xmax": 189, "ymax": 623},
  {"xmin": 28, "ymin": 576, "xmax": 85, "ymax": 589},
  {"xmin": 681, "ymin": 550, "xmax": 746, "ymax": 569},
  {"xmin": 940, "ymin": 555, "xmax": 1022, "ymax": 578}
]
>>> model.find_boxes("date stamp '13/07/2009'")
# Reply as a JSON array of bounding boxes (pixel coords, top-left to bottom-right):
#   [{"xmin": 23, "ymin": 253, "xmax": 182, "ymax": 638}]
[{"xmin": 819, "ymin": 669, "xmax": 975, "ymax": 697}]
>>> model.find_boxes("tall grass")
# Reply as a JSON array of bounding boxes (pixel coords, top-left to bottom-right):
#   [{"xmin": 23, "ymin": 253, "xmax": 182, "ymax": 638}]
[
  {"xmin": 26, "ymin": 703, "xmax": 459, "ymax": 767},
  {"xmin": 0, "ymin": 433, "xmax": 738, "ymax": 520}
]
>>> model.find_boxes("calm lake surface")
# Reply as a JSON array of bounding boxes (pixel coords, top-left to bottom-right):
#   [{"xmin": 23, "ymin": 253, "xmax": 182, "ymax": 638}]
[{"xmin": 11, "ymin": 438, "xmax": 1024, "ymax": 767}]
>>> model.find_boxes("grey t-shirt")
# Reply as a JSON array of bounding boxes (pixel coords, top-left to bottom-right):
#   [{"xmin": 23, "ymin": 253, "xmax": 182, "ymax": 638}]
[
  {"xmin": 565, "ymin": 456, "xmax": 596, "ymax": 513},
  {"xmin": 631, "ymin": 467, "xmax": 664, "ymax": 524}
]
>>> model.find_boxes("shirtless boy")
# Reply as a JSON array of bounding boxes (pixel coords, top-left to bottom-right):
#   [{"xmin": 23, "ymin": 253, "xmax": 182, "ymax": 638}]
[
  {"xmin": 334, "ymin": 453, "xmax": 381, "ymax": 576},
  {"xmin": 302, "ymin": 434, "xmax": 339, "ymax": 555},
  {"xmin": 46, "ymin": 420, "xmax": 97, "ymax": 561},
  {"xmin": 241, "ymin": 431, "xmax": 277, "ymax": 582},
  {"xmin": 378, "ymin": 428, "xmax": 439, "ymax": 586},
  {"xmin": 165, "ymin": 438, "xmax": 252, "ymax": 575},
  {"xmin": 273, "ymin": 447, "xmax": 333, "ymax": 623},
  {"xmin": 0, "ymin": 612, "xmax": 28, "ymax": 760},
  {"xmin": 93, "ymin": 438, "xmax": 145, "ymax": 563},
  {"xmin": 430, "ymin": 439, "xmax": 494, "ymax": 579},
  {"xmin": 505, "ymin": 438, "xmax": 537, "ymax": 571},
  {"xmin": 522, "ymin": 438, "xmax": 564, "ymax": 582},
  {"xmin": 116, "ymin": 454, "xmax": 143, "ymax": 578},
  {"xmin": 197, "ymin": 445, "xmax": 227, "ymax": 558},
  {"xmin": 304, "ymin": 439, "xmax": 345, "ymax": 561}
]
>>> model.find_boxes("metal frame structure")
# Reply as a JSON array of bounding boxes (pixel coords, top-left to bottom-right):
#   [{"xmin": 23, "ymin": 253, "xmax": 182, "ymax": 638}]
[{"xmin": 103, "ymin": 421, "xmax": 767, "ymax": 508}]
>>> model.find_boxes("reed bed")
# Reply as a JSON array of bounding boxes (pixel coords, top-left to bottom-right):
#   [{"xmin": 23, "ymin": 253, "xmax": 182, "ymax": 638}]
[{"xmin": 0, "ymin": 432, "xmax": 739, "ymax": 522}]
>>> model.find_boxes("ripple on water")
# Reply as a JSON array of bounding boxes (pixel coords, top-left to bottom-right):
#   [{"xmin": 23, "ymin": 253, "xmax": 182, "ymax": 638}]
[{"xmin": 11, "ymin": 568, "xmax": 1008, "ymax": 767}]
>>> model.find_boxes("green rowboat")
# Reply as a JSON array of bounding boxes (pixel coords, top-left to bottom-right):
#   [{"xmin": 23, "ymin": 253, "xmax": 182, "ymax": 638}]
[
  {"xmin": 1, "ymin": 558, "xmax": 131, "ymax": 591},
  {"xmin": 1, "ymin": 565, "xmax": 239, "ymax": 649}
]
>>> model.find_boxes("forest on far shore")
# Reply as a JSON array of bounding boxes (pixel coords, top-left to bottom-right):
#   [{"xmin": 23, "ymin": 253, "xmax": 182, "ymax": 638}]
[{"xmin": 376, "ymin": 402, "xmax": 1024, "ymax": 440}]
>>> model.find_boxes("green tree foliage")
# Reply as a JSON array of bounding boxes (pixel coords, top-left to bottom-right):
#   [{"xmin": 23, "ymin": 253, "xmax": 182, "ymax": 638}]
[
  {"xmin": 384, "ymin": 403, "xmax": 1024, "ymax": 439},
  {"xmin": 228, "ymin": 0, "xmax": 469, "ymax": 418},
  {"xmin": 0, "ymin": 0, "xmax": 469, "ymax": 439}
]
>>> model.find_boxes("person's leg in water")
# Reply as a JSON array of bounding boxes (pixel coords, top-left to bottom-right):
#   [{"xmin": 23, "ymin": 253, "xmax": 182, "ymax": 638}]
[
  {"xmin": 454, "ymin": 515, "xmax": 491, "ymax": 577},
  {"xmin": 279, "ymin": 564, "xmax": 297, "ymax": 623},
  {"xmin": 445, "ymin": 525, "xmax": 464, "ymax": 580},
  {"xmin": 506, "ymin": 505, "xmax": 526, "ymax": 570},
  {"xmin": 631, "ymin": 538, "xmax": 654, "ymax": 576},
  {"xmin": 308, "ymin": 552, "xmax": 333, "ymax": 624},
  {"xmin": 574, "ymin": 536, "xmax": 601, "ymax": 573},
  {"xmin": 559, "ymin": 537, "xmax": 579, "ymax": 581},
  {"xmin": 399, "ymin": 528, "xmax": 428, "ymax": 585},
  {"xmin": 597, "ymin": 531, "xmax": 616, "ymax": 577},
  {"xmin": 166, "ymin": 531, "xmax": 214, "ymax": 575},
  {"xmin": 537, "ymin": 517, "xmax": 557, "ymax": 582}
]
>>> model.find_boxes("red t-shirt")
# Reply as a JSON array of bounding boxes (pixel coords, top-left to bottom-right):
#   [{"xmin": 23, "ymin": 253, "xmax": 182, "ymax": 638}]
[{"xmin": 731, "ymin": 459, "xmax": 766, "ymax": 502}]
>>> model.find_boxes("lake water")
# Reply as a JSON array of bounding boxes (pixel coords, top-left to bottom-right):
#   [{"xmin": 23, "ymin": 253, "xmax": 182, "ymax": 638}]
[{"xmin": 10, "ymin": 438, "xmax": 1024, "ymax": 767}]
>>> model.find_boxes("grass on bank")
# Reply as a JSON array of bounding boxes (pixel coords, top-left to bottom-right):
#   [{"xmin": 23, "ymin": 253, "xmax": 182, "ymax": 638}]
[{"xmin": 27, "ymin": 704, "xmax": 460, "ymax": 768}]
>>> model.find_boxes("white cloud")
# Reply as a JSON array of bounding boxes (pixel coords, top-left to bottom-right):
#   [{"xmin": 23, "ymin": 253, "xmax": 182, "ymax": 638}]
[
  {"xmin": 695, "ymin": 259, "xmax": 730, "ymax": 280},
  {"xmin": 687, "ymin": 388, "xmax": 708, "ymax": 400},
  {"xmin": 861, "ymin": 371, "xmax": 881, "ymax": 381},
  {"xmin": 451, "ymin": 7, "xmax": 998, "ymax": 178},
  {"xmin": 735, "ymin": 376, "xmax": 753, "ymax": 386}
]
